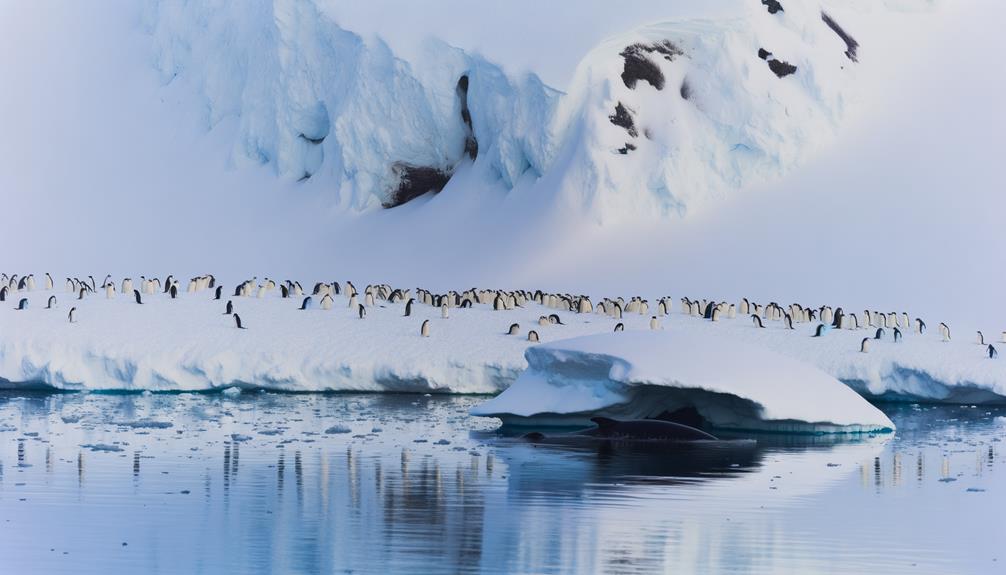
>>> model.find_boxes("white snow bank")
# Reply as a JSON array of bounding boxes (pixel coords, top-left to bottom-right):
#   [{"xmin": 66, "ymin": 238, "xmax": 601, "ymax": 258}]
[
  {"xmin": 470, "ymin": 331, "xmax": 894, "ymax": 433},
  {"xmin": 0, "ymin": 284, "xmax": 1001, "ymax": 409}
]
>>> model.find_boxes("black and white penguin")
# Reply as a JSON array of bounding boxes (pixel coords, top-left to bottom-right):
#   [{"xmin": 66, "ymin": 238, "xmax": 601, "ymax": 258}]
[
  {"xmin": 15, "ymin": 297, "xmax": 27, "ymax": 310},
  {"xmin": 752, "ymin": 314, "xmax": 764, "ymax": 328},
  {"xmin": 649, "ymin": 316, "xmax": 660, "ymax": 330},
  {"xmin": 45, "ymin": 273, "xmax": 53, "ymax": 290},
  {"xmin": 528, "ymin": 330, "xmax": 539, "ymax": 342},
  {"xmin": 939, "ymin": 322, "xmax": 951, "ymax": 342},
  {"xmin": 47, "ymin": 295, "xmax": 56, "ymax": 309},
  {"xmin": 214, "ymin": 285, "xmax": 223, "ymax": 300},
  {"xmin": 299, "ymin": 296, "xmax": 312, "ymax": 311},
  {"xmin": 977, "ymin": 331, "xmax": 985, "ymax": 345},
  {"xmin": 421, "ymin": 319, "xmax": 430, "ymax": 337},
  {"xmin": 133, "ymin": 290, "xmax": 143, "ymax": 305},
  {"xmin": 280, "ymin": 284, "xmax": 289, "ymax": 298},
  {"xmin": 224, "ymin": 300, "xmax": 233, "ymax": 315},
  {"xmin": 68, "ymin": 307, "xmax": 76, "ymax": 323},
  {"xmin": 813, "ymin": 324, "xmax": 826, "ymax": 337},
  {"xmin": 404, "ymin": 298, "xmax": 414, "ymax": 317},
  {"xmin": 989, "ymin": 344, "xmax": 998, "ymax": 359},
  {"xmin": 358, "ymin": 304, "xmax": 366, "ymax": 319},
  {"xmin": 875, "ymin": 328, "xmax": 885, "ymax": 340},
  {"xmin": 548, "ymin": 314, "xmax": 563, "ymax": 325},
  {"xmin": 233, "ymin": 313, "xmax": 246, "ymax": 329},
  {"xmin": 320, "ymin": 294, "xmax": 333, "ymax": 310},
  {"xmin": 507, "ymin": 323, "xmax": 520, "ymax": 335},
  {"xmin": 78, "ymin": 287, "xmax": 86, "ymax": 300},
  {"xmin": 916, "ymin": 318, "xmax": 926, "ymax": 334},
  {"xmin": 784, "ymin": 313, "xmax": 794, "ymax": 330},
  {"xmin": 169, "ymin": 284, "xmax": 178, "ymax": 299},
  {"xmin": 0, "ymin": 286, "xmax": 6, "ymax": 301},
  {"xmin": 894, "ymin": 327, "xmax": 902, "ymax": 342},
  {"xmin": 441, "ymin": 304, "xmax": 449, "ymax": 319},
  {"xmin": 860, "ymin": 337, "xmax": 870, "ymax": 353}
]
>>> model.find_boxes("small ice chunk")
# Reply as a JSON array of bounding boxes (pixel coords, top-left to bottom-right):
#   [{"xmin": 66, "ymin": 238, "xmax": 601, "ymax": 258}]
[{"xmin": 324, "ymin": 425, "xmax": 352, "ymax": 434}]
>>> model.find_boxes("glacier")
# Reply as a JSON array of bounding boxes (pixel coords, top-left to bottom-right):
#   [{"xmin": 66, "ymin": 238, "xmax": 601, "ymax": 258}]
[{"xmin": 141, "ymin": 0, "xmax": 875, "ymax": 217}]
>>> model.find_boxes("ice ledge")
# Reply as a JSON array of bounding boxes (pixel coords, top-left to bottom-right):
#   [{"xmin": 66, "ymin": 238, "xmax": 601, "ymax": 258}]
[{"xmin": 471, "ymin": 331, "xmax": 895, "ymax": 434}]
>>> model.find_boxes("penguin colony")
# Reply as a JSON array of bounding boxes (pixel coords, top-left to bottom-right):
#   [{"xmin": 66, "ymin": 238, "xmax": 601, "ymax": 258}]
[{"xmin": 0, "ymin": 272, "xmax": 999, "ymax": 361}]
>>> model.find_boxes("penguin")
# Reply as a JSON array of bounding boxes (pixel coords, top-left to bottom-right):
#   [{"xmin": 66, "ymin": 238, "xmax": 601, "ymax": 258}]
[
  {"xmin": 358, "ymin": 304, "xmax": 366, "ymax": 319},
  {"xmin": 752, "ymin": 314, "xmax": 764, "ymax": 328},
  {"xmin": 233, "ymin": 285, "xmax": 243, "ymax": 297},
  {"xmin": 538, "ymin": 316, "xmax": 549, "ymax": 326},
  {"xmin": 649, "ymin": 316, "xmax": 660, "ymax": 330},
  {"xmin": 0, "ymin": 286, "xmax": 6, "ymax": 301},
  {"xmin": 614, "ymin": 322, "xmax": 624, "ymax": 332},
  {"xmin": 280, "ymin": 284, "xmax": 289, "ymax": 299},
  {"xmin": 875, "ymin": 328, "xmax": 885, "ymax": 340},
  {"xmin": 784, "ymin": 313, "xmax": 793, "ymax": 330},
  {"xmin": 939, "ymin": 322, "xmax": 951, "ymax": 342},
  {"xmin": 421, "ymin": 319, "xmax": 430, "ymax": 337},
  {"xmin": 15, "ymin": 298, "xmax": 27, "ymax": 310},
  {"xmin": 812, "ymin": 324, "xmax": 826, "ymax": 337},
  {"xmin": 45, "ymin": 273, "xmax": 53, "ymax": 290},
  {"xmin": 977, "ymin": 331, "xmax": 985, "ymax": 345},
  {"xmin": 441, "ymin": 304, "xmax": 449, "ymax": 319},
  {"xmin": 320, "ymin": 294, "xmax": 333, "ymax": 310},
  {"xmin": 105, "ymin": 282, "xmax": 115, "ymax": 299},
  {"xmin": 989, "ymin": 344, "xmax": 998, "ymax": 359},
  {"xmin": 214, "ymin": 286, "xmax": 223, "ymax": 300},
  {"xmin": 46, "ymin": 295, "xmax": 56, "ymax": 309},
  {"xmin": 348, "ymin": 294, "xmax": 357, "ymax": 309},
  {"xmin": 860, "ymin": 337, "xmax": 870, "ymax": 353},
  {"xmin": 404, "ymin": 298, "xmax": 414, "ymax": 317},
  {"xmin": 162, "ymin": 275, "xmax": 173, "ymax": 294},
  {"xmin": 299, "ymin": 296, "xmax": 312, "ymax": 311},
  {"xmin": 233, "ymin": 313, "xmax": 246, "ymax": 329},
  {"xmin": 68, "ymin": 307, "xmax": 76, "ymax": 324},
  {"xmin": 703, "ymin": 302, "xmax": 715, "ymax": 320},
  {"xmin": 169, "ymin": 284, "xmax": 178, "ymax": 299},
  {"xmin": 122, "ymin": 278, "xmax": 133, "ymax": 296},
  {"xmin": 893, "ymin": 327, "xmax": 902, "ymax": 342},
  {"xmin": 133, "ymin": 290, "xmax": 143, "ymax": 304},
  {"xmin": 548, "ymin": 314, "xmax": 563, "ymax": 325},
  {"xmin": 507, "ymin": 323, "xmax": 520, "ymax": 335},
  {"xmin": 224, "ymin": 300, "xmax": 233, "ymax": 315},
  {"xmin": 916, "ymin": 318, "xmax": 926, "ymax": 334},
  {"xmin": 78, "ymin": 287, "xmax": 86, "ymax": 300},
  {"xmin": 528, "ymin": 330, "xmax": 539, "ymax": 342}
]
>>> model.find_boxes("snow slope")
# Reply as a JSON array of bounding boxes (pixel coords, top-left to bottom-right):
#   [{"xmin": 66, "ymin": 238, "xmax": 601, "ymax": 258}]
[
  {"xmin": 468, "ymin": 331, "xmax": 894, "ymax": 433},
  {"xmin": 0, "ymin": 283, "xmax": 1002, "ymax": 408}
]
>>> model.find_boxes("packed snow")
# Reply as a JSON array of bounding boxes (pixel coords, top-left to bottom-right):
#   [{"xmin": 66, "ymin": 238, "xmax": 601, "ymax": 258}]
[
  {"xmin": 470, "ymin": 331, "xmax": 894, "ymax": 433},
  {"xmin": 0, "ymin": 280, "xmax": 1002, "ymax": 409}
]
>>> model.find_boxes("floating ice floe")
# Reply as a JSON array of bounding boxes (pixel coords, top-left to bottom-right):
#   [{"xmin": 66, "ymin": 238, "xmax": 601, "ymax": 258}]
[{"xmin": 471, "ymin": 331, "xmax": 895, "ymax": 433}]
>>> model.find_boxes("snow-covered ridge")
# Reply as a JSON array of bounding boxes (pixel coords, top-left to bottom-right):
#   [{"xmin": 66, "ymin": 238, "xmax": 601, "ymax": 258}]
[{"xmin": 142, "ymin": 0, "xmax": 882, "ymax": 217}]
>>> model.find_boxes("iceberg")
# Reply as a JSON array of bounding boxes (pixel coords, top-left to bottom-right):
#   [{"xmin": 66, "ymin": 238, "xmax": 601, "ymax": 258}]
[{"xmin": 471, "ymin": 331, "xmax": 894, "ymax": 433}]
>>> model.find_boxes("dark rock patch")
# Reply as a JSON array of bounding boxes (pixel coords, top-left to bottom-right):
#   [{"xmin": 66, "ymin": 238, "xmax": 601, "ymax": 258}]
[
  {"xmin": 767, "ymin": 58, "xmax": 797, "ymax": 78},
  {"xmin": 821, "ymin": 11, "xmax": 859, "ymax": 62},
  {"xmin": 608, "ymin": 102, "xmax": 638, "ymax": 137},
  {"xmin": 616, "ymin": 143, "xmax": 637, "ymax": 155},
  {"xmin": 757, "ymin": 48, "xmax": 772, "ymax": 60},
  {"xmin": 619, "ymin": 41, "xmax": 683, "ymax": 90},
  {"xmin": 383, "ymin": 163, "xmax": 451, "ymax": 208},
  {"xmin": 761, "ymin": 0, "xmax": 784, "ymax": 14},
  {"xmin": 679, "ymin": 79, "xmax": 692, "ymax": 100},
  {"xmin": 298, "ymin": 133, "xmax": 325, "ymax": 145},
  {"xmin": 456, "ymin": 75, "xmax": 479, "ymax": 159}
]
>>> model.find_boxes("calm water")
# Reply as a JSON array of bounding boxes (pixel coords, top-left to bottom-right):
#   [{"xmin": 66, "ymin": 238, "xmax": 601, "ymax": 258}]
[{"xmin": 0, "ymin": 392, "xmax": 1001, "ymax": 574}]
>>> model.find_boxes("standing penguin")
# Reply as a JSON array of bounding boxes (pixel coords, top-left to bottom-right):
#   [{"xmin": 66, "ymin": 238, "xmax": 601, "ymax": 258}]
[
  {"xmin": 404, "ymin": 298, "xmax": 414, "ymax": 317},
  {"xmin": 223, "ymin": 300, "xmax": 233, "ymax": 315},
  {"xmin": 614, "ymin": 323, "xmax": 624, "ymax": 332},
  {"xmin": 105, "ymin": 282, "xmax": 115, "ymax": 299},
  {"xmin": 169, "ymin": 284, "xmax": 178, "ymax": 299},
  {"xmin": 894, "ymin": 327, "xmax": 902, "ymax": 342},
  {"xmin": 752, "ymin": 315, "xmax": 764, "ymax": 328},
  {"xmin": 358, "ymin": 304, "xmax": 366, "ymax": 319},
  {"xmin": 321, "ymin": 294, "xmax": 333, "ymax": 310},
  {"xmin": 977, "ymin": 331, "xmax": 985, "ymax": 345},
  {"xmin": 528, "ymin": 330, "xmax": 539, "ymax": 342},
  {"xmin": 122, "ymin": 278, "xmax": 133, "ymax": 296},
  {"xmin": 784, "ymin": 314, "xmax": 794, "ymax": 330},
  {"xmin": 860, "ymin": 338, "xmax": 870, "ymax": 353},
  {"xmin": 78, "ymin": 287, "xmax": 86, "ymax": 300},
  {"xmin": 649, "ymin": 316, "xmax": 660, "ymax": 330},
  {"xmin": 45, "ymin": 273, "xmax": 53, "ymax": 290},
  {"xmin": 421, "ymin": 320, "xmax": 430, "ymax": 337},
  {"xmin": 68, "ymin": 307, "xmax": 76, "ymax": 323},
  {"xmin": 47, "ymin": 295, "xmax": 57, "ymax": 309},
  {"xmin": 989, "ymin": 345, "xmax": 998, "ymax": 359},
  {"xmin": 214, "ymin": 285, "xmax": 223, "ymax": 300},
  {"xmin": 812, "ymin": 324, "xmax": 827, "ymax": 337},
  {"xmin": 507, "ymin": 323, "xmax": 520, "ymax": 335},
  {"xmin": 875, "ymin": 328, "xmax": 885, "ymax": 340},
  {"xmin": 0, "ymin": 286, "xmax": 6, "ymax": 301},
  {"xmin": 939, "ymin": 323, "xmax": 951, "ymax": 342},
  {"xmin": 133, "ymin": 290, "xmax": 144, "ymax": 304},
  {"xmin": 299, "ymin": 296, "xmax": 313, "ymax": 311},
  {"xmin": 441, "ymin": 304, "xmax": 449, "ymax": 319},
  {"xmin": 915, "ymin": 318, "xmax": 926, "ymax": 334},
  {"xmin": 233, "ymin": 314, "xmax": 246, "ymax": 329},
  {"xmin": 15, "ymin": 298, "xmax": 27, "ymax": 310}
]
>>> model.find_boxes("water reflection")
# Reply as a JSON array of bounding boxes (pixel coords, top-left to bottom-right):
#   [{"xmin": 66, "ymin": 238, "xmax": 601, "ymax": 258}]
[{"xmin": 0, "ymin": 394, "xmax": 1001, "ymax": 574}]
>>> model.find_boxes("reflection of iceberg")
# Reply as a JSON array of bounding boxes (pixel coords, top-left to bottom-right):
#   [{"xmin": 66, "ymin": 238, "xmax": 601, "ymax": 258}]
[
  {"xmin": 471, "ymin": 332, "xmax": 894, "ymax": 433},
  {"xmin": 481, "ymin": 433, "xmax": 890, "ymax": 574}
]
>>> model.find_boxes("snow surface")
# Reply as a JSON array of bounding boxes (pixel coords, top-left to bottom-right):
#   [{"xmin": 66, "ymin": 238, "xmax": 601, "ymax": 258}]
[
  {"xmin": 469, "ymin": 330, "xmax": 894, "ymax": 433},
  {"xmin": 0, "ymin": 283, "xmax": 1002, "ymax": 410}
]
